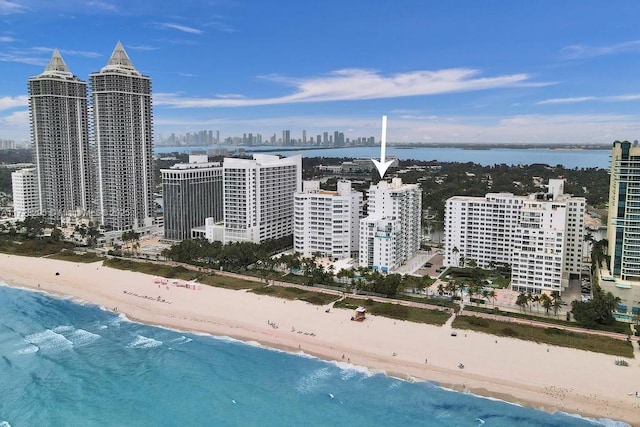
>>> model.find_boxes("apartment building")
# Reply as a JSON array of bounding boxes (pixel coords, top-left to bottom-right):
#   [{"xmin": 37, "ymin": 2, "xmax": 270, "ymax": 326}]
[
  {"xmin": 444, "ymin": 179, "xmax": 585, "ymax": 294},
  {"xmin": 206, "ymin": 154, "xmax": 302, "ymax": 244},
  {"xmin": 28, "ymin": 49, "xmax": 92, "ymax": 223},
  {"xmin": 603, "ymin": 141, "xmax": 640, "ymax": 314},
  {"xmin": 161, "ymin": 155, "xmax": 223, "ymax": 241},
  {"xmin": 11, "ymin": 168, "xmax": 39, "ymax": 221},
  {"xmin": 91, "ymin": 42, "xmax": 154, "ymax": 231},
  {"xmin": 293, "ymin": 180, "xmax": 363, "ymax": 259},
  {"xmin": 359, "ymin": 178, "xmax": 421, "ymax": 272}
]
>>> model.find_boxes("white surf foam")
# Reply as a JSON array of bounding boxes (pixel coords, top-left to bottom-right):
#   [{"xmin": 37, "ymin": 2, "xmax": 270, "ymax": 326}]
[
  {"xmin": 127, "ymin": 335, "xmax": 162, "ymax": 349},
  {"xmin": 330, "ymin": 360, "xmax": 376, "ymax": 378},
  {"xmin": 0, "ymin": 421, "xmax": 12, "ymax": 427},
  {"xmin": 558, "ymin": 412, "xmax": 630, "ymax": 427},
  {"xmin": 24, "ymin": 329, "xmax": 72, "ymax": 352},
  {"xmin": 15, "ymin": 344, "xmax": 39, "ymax": 355},
  {"xmin": 52, "ymin": 325, "xmax": 74, "ymax": 333},
  {"xmin": 170, "ymin": 336, "xmax": 192, "ymax": 345},
  {"xmin": 68, "ymin": 329, "xmax": 101, "ymax": 346},
  {"xmin": 295, "ymin": 367, "xmax": 332, "ymax": 394}
]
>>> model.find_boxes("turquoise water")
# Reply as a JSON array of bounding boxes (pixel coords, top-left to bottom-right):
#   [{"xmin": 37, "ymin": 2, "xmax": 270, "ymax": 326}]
[{"xmin": 0, "ymin": 284, "xmax": 627, "ymax": 426}]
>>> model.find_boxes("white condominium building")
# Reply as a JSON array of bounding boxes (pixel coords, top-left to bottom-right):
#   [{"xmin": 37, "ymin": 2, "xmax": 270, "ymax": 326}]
[
  {"xmin": 445, "ymin": 193, "xmax": 524, "ymax": 268},
  {"xmin": 12, "ymin": 168, "xmax": 39, "ymax": 221},
  {"xmin": 91, "ymin": 42, "xmax": 154, "ymax": 231},
  {"xmin": 444, "ymin": 179, "xmax": 585, "ymax": 294},
  {"xmin": 161, "ymin": 155, "xmax": 223, "ymax": 241},
  {"xmin": 359, "ymin": 178, "xmax": 421, "ymax": 273},
  {"xmin": 28, "ymin": 49, "xmax": 92, "ymax": 223},
  {"xmin": 220, "ymin": 154, "xmax": 302, "ymax": 244},
  {"xmin": 293, "ymin": 180, "xmax": 363, "ymax": 259}
]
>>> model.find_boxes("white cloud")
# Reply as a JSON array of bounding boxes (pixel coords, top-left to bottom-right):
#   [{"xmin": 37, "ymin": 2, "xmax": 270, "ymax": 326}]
[
  {"xmin": 0, "ymin": 51, "xmax": 44, "ymax": 65},
  {"xmin": 538, "ymin": 93, "xmax": 640, "ymax": 105},
  {"xmin": 0, "ymin": 109, "xmax": 28, "ymax": 140},
  {"xmin": 537, "ymin": 96, "xmax": 597, "ymax": 105},
  {"xmin": 0, "ymin": 0, "xmax": 26, "ymax": 14},
  {"xmin": 0, "ymin": 36, "xmax": 15, "ymax": 42},
  {"xmin": 160, "ymin": 23, "xmax": 203, "ymax": 35},
  {"xmin": 155, "ymin": 68, "xmax": 550, "ymax": 108},
  {"xmin": 126, "ymin": 44, "xmax": 159, "ymax": 51},
  {"xmin": 0, "ymin": 95, "xmax": 28, "ymax": 111},
  {"xmin": 203, "ymin": 20, "xmax": 237, "ymax": 33},
  {"xmin": 32, "ymin": 46, "xmax": 101, "ymax": 58},
  {"xmin": 561, "ymin": 40, "xmax": 640, "ymax": 59},
  {"xmin": 0, "ymin": 45, "xmax": 102, "ymax": 66}
]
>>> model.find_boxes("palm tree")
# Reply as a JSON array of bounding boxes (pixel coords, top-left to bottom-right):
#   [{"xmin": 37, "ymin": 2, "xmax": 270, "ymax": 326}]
[
  {"xmin": 539, "ymin": 293, "xmax": 552, "ymax": 316},
  {"xmin": 531, "ymin": 294, "xmax": 540, "ymax": 314},
  {"xmin": 526, "ymin": 292, "xmax": 534, "ymax": 313},
  {"xmin": 550, "ymin": 291, "xmax": 562, "ymax": 318},
  {"xmin": 444, "ymin": 280, "xmax": 456, "ymax": 297},
  {"xmin": 466, "ymin": 283, "xmax": 475, "ymax": 305},
  {"xmin": 515, "ymin": 292, "xmax": 528, "ymax": 313},
  {"xmin": 488, "ymin": 289, "xmax": 497, "ymax": 308},
  {"xmin": 452, "ymin": 246, "xmax": 459, "ymax": 266},
  {"xmin": 437, "ymin": 282, "xmax": 445, "ymax": 296}
]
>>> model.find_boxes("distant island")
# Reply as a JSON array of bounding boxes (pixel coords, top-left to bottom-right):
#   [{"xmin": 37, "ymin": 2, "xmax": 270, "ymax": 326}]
[{"xmin": 389, "ymin": 142, "xmax": 611, "ymax": 150}]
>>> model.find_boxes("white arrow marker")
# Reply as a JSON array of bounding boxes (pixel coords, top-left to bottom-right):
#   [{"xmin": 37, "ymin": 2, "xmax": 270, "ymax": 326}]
[{"xmin": 372, "ymin": 115, "xmax": 394, "ymax": 179}]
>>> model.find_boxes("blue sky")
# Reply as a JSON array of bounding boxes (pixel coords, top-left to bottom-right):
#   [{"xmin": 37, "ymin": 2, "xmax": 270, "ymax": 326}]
[{"xmin": 3, "ymin": 0, "xmax": 640, "ymax": 144}]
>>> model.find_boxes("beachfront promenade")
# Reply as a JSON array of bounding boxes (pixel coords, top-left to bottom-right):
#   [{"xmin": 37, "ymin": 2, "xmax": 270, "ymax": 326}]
[{"xmin": 136, "ymin": 256, "xmax": 635, "ymax": 343}]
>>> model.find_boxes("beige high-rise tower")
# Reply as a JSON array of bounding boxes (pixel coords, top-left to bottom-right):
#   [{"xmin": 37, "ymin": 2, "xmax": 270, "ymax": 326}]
[
  {"xmin": 28, "ymin": 49, "xmax": 92, "ymax": 223},
  {"xmin": 91, "ymin": 42, "xmax": 154, "ymax": 231}
]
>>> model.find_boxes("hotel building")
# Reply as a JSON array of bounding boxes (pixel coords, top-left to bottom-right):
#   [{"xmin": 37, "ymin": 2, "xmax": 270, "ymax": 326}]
[
  {"xmin": 91, "ymin": 42, "xmax": 154, "ymax": 231},
  {"xmin": 359, "ymin": 178, "xmax": 421, "ymax": 272},
  {"xmin": 602, "ymin": 141, "xmax": 640, "ymax": 314},
  {"xmin": 161, "ymin": 154, "xmax": 223, "ymax": 241},
  {"xmin": 444, "ymin": 179, "xmax": 585, "ymax": 294},
  {"xmin": 28, "ymin": 49, "xmax": 92, "ymax": 223},
  {"xmin": 205, "ymin": 154, "xmax": 302, "ymax": 244},
  {"xmin": 293, "ymin": 180, "xmax": 363, "ymax": 259}
]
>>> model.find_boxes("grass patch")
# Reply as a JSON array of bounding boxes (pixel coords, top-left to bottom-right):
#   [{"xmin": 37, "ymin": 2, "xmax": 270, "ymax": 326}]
[
  {"xmin": 0, "ymin": 238, "xmax": 75, "ymax": 257},
  {"xmin": 197, "ymin": 274, "xmax": 261, "ymax": 290},
  {"xmin": 452, "ymin": 315, "xmax": 634, "ymax": 357},
  {"xmin": 104, "ymin": 258, "xmax": 261, "ymax": 290},
  {"xmin": 396, "ymin": 294, "xmax": 458, "ymax": 309},
  {"xmin": 48, "ymin": 250, "xmax": 102, "ymax": 263},
  {"xmin": 334, "ymin": 298, "xmax": 451, "ymax": 326},
  {"xmin": 250, "ymin": 285, "xmax": 339, "ymax": 305},
  {"xmin": 103, "ymin": 258, "xmax": 201, "ymax": 281},
  {"xmin": 462, "ymin": 305, "xmax": 630, "ymax": 334}
]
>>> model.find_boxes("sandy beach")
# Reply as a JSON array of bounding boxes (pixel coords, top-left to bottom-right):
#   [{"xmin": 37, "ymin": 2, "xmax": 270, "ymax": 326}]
[{"xmin": 1, "ymin": 254, "xmax": 639, "ymax": 425}]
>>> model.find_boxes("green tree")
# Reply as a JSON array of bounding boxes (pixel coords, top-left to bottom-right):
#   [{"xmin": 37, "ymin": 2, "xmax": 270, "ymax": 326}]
[{"xmin": 571, "ymin": 284, "xmax": 621, "ymax": 327}]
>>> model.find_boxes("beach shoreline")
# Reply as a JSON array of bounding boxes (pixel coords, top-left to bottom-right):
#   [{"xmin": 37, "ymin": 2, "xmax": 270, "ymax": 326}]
[{"xmin": 1, "ymin": 254, "xmax": 639, "ymax": 425}]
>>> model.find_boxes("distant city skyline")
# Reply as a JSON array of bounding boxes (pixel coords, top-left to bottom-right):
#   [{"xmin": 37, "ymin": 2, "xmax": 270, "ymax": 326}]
[
  {"xmin": 156, "ymin": 128, "xmax": 375, "ymax": 147},
  {"xmin": 4, "ymin": 1, "xmax": 640, "ymax": 143}
]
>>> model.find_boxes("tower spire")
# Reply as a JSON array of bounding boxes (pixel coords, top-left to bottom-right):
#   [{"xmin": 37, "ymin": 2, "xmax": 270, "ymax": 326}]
[
  {"xmin": 102, "ymin": 41, "xmax": 138, "ymax": 73},
  {"xmin": 42, "ymin": 48, "xmax": 72, "ymax": 77}
]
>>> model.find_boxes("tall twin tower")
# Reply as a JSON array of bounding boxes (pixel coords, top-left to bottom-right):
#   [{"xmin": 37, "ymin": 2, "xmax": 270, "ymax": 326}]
[{"xmin": 28, "ymin": 41, "xmax": 154, "ymax": 231}]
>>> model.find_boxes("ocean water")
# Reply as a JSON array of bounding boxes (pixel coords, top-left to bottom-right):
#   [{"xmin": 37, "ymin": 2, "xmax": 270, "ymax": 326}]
[{"xmin": 0, "ymin": 284, "xmax": 627, "ymax": 427}]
